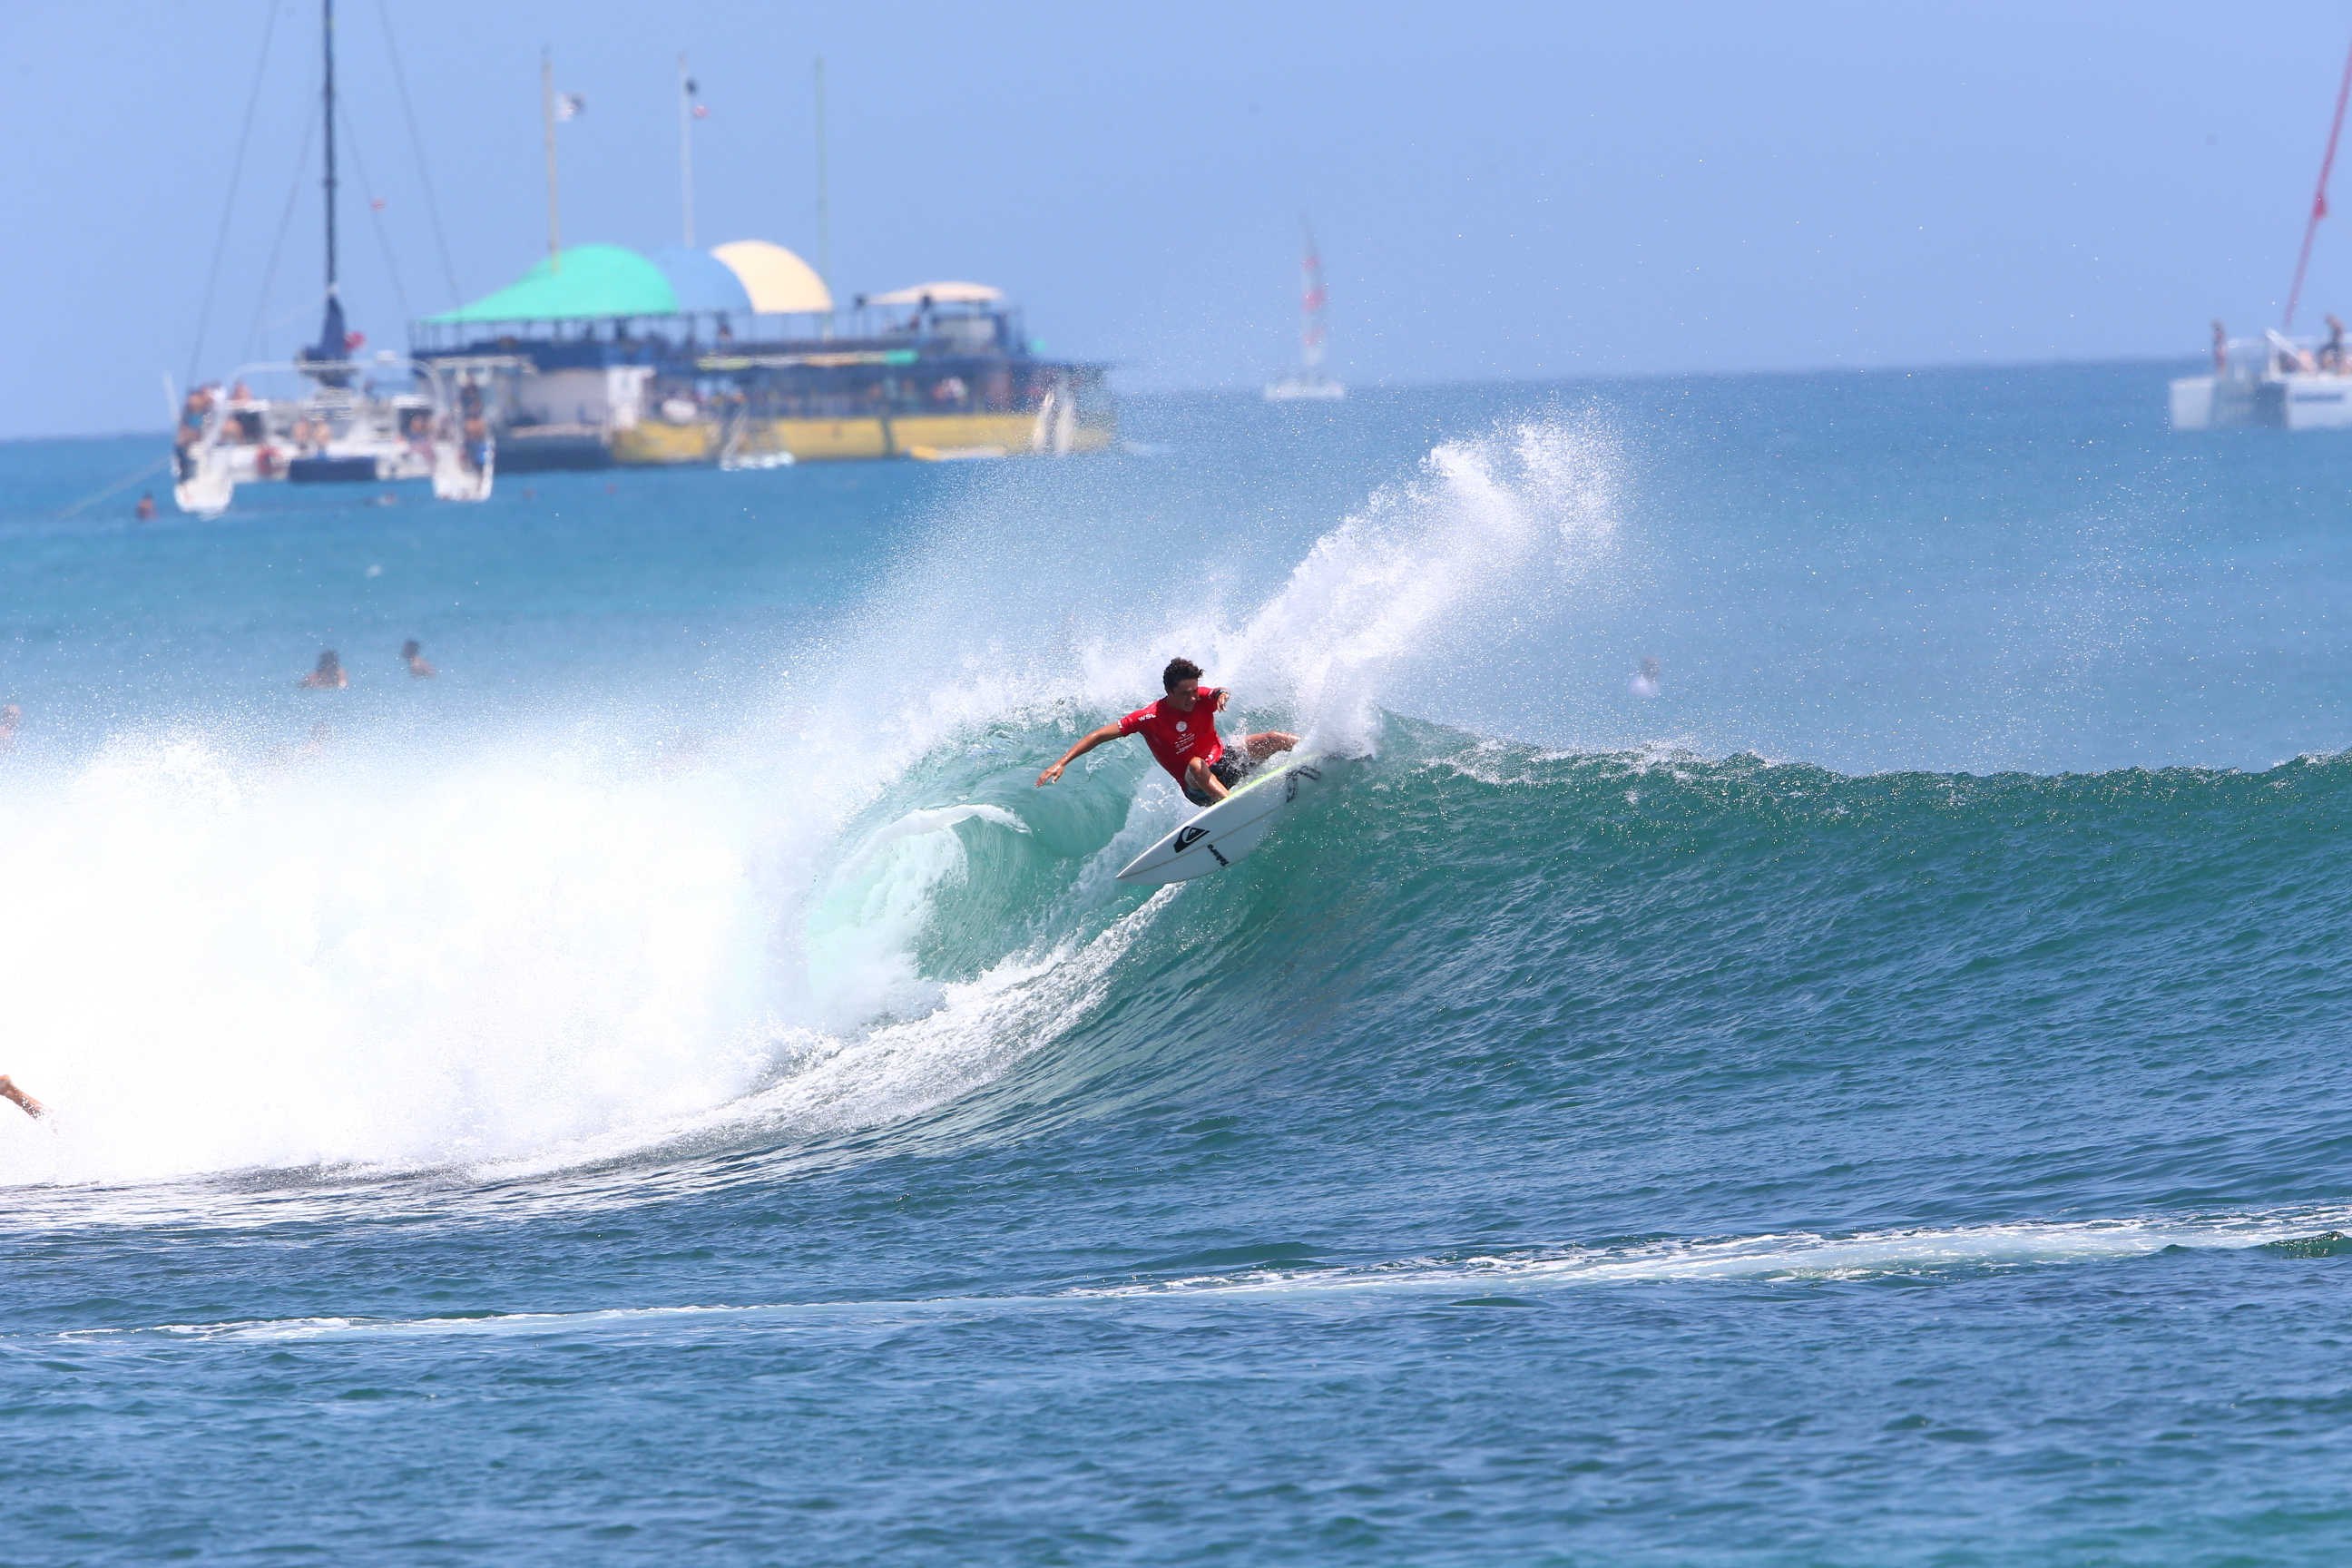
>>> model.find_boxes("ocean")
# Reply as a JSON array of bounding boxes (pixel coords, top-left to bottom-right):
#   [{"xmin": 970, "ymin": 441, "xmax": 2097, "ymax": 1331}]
[{"xmin": 5, "ymin": 360, "xmax": 2352, "ymax": 1565}]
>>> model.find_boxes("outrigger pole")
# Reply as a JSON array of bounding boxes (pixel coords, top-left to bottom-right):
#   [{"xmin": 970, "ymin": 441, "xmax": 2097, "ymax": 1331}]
[
  {"xmin": 815, "ymin": 56, "xmax": 832, "ymax": 340},
  {"xmin": 2284, "ymin": 26, "xmax": 2352, "ymax": 328}
]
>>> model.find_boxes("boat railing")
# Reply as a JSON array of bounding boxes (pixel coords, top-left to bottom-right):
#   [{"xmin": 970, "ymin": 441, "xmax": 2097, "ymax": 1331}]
[
  {"xmin": 182, "ymin": 358, "xmax": 480, "ymax": 453},
  {"xmin": 2206, "ymin": 334, "xmax": 2349, "ymax": 382}
]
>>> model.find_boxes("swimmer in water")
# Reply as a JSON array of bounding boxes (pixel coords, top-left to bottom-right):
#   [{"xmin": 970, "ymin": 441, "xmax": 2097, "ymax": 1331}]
[
  {"xmin": 401, "ymin": 640, "xmax": 436, "ymax": 678},
  {"xmin": 299, "ymin": 650, "xmax": 348, "ymax": 689},
  {"xmin": 1630, "ymin": 656, "xmax": 1663, "ymax": 699}
]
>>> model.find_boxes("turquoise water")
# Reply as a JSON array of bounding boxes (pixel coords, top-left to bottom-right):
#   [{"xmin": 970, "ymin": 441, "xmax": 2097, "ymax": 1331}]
[{"xmin": 7, "ymin": 362, "xmax": 2352, "ymax": 1564}]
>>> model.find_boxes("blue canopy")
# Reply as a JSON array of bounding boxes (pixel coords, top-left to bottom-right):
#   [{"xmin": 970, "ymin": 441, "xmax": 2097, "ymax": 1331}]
[{"xmin": 649, "ymin": 247, "xmax": 754, "ymax": 313}]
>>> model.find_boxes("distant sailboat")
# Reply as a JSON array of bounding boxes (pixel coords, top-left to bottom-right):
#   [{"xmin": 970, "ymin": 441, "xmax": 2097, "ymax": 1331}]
[
  {"xmin": 2172, "ymin": 25, "xmax": 2352, "ymax": 430},
  {"xmin": 1265, "ymin": 217, "xmax": 1344, "ymax": 401},
  {"xmin": 172, "ymin": 0, "xmax": 493, "ymax": 514}
]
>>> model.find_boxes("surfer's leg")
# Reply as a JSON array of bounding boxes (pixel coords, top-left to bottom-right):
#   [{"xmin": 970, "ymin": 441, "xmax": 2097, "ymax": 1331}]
[
  {"xmin": 1185, "ymin": 755, "xmax": 1230, "ymax": 802},
  {"xmin": 1243, "ymin": 730, "xmax": 1299, "ymax": 762},
  {"xmin": 0, "ymin": 1074, "xmax": 44, "ymax": 1120}
]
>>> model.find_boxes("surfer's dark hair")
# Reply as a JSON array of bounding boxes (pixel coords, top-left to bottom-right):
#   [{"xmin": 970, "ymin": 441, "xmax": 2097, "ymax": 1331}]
[{"xmin": 1163, "ymin": 657, "xmax": 1203, "ymax": 691}]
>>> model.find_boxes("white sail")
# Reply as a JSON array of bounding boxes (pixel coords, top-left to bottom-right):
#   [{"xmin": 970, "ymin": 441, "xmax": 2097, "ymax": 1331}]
[{"xmin": 1266, "ymin": 216, "xmax": 1345, "ymax": 401}]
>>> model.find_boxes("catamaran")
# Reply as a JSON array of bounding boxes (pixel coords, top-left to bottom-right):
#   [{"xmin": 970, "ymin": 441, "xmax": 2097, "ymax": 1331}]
[
  {"xmin": 2172, "ymin": 31, "xmax": 2352, "ymax": 431},
  {"xmin": 173, "ymin": 0, "xmax": 491, "ymax": 515}
]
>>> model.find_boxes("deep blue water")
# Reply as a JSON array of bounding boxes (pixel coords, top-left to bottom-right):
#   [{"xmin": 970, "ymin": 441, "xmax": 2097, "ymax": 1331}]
[{"xmin": 6, "ymin": 362, "xmax": 2352, "ymax": 1565}]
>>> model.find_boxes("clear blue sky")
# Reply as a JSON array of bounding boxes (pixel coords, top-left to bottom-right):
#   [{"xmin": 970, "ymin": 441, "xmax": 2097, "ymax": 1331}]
[{"xmin": 7, "ymin": 0, "xmax": 2352, "ymax": 436}]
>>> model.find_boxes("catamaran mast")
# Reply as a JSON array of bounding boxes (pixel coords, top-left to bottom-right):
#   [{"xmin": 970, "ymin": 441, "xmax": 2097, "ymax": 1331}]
[
  {"xmin": 2286, "ymin": 29, "xmax": 2352, "ymax": 329},
  {"xmin": 321, "ymin": 0, "xmax": 338, "ymax": 305},
  {"xmin": 304, "ymin": 0, "xmax": 350, "ymax": 379}
]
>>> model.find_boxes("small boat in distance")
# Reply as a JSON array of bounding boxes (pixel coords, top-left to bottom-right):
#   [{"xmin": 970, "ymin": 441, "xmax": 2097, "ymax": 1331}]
[
  {"xmin": 2173, "ymin": 28, "xmax": 2352, "ymax": 431},
  {"xmin": 1265, "ymin": 217, "xmax": 1344, "ymax": 401}
]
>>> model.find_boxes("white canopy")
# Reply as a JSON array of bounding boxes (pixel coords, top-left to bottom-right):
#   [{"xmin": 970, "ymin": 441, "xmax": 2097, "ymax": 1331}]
[{"xmin": 866, "ymin": 280, "xmax": 1004, "ymax": 307}]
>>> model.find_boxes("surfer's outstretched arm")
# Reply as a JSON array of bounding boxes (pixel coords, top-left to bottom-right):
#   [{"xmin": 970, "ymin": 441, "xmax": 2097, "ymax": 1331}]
[
  {"xmin": 1037, "ymin": 722, "xmax": 1126, "ymax": 786},
  {"xmin": 0, "ymin": 1074, "xmax": 45, "ymax": 1120}
]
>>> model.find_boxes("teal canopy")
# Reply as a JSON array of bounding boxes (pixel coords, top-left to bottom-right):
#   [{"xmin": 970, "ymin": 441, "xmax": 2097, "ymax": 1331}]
[{"xmin": 426, "ymin": 244, "xmax": 679, "ymax": 322}]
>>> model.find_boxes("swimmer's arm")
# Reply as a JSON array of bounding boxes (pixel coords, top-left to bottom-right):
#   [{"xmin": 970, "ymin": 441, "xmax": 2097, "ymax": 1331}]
[{"xmin": 1036, "ymin": 722, "xmax": 1126, "ymax": 786}]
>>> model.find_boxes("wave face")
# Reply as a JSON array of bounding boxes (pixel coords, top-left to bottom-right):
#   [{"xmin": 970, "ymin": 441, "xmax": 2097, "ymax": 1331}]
[
  {"xmin": 0, "ymin": 415, "xmax": 1628, "ymax": 1190},
  {"xmin": 7, "ymin": 377, "xmax": 2352, "ymax": 1565}
]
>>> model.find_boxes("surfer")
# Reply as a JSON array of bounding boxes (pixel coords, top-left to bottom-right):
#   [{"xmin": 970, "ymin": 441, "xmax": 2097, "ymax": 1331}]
[{"xmin": 1036, "ymin": 657, "xmax": 1298, "ymax": 805}]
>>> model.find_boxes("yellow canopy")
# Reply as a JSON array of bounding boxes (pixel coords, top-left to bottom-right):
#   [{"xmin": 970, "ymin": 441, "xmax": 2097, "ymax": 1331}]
[{"xmin": 710, "ymin": 240, "xmax": 833, "ymax": 313}]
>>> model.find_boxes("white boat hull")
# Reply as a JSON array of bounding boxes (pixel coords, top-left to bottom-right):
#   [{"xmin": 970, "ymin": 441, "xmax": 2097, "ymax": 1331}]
[{"xmin": 2172, "ymin": 372, "xmax": 2352, "ymax": 431}]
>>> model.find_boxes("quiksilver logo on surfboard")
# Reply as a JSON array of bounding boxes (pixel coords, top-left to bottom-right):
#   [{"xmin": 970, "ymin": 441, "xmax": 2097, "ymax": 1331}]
[{"xmin": 1173, "ymin": 825, "xmax": 1209, "ymax": 850}]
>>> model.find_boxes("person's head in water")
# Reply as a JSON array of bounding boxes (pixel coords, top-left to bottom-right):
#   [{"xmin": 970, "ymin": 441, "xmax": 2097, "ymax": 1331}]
[
  {"xmin": 1163, "ymin": 657, "xmax": 1205, "ymax": 706},
  {"xmin": 401, "ymin": 640, "xmax": 421, "ymax": 661},
  {"xmin": 316, "ymin": 651, "xmax": 340, "ymax": 678}
]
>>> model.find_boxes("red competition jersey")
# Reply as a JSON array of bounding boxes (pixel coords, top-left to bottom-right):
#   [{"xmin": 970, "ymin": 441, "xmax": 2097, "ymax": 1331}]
[{"xmin": 1118, "ymin": 689, "xmax": 1226, "ymax": 781}]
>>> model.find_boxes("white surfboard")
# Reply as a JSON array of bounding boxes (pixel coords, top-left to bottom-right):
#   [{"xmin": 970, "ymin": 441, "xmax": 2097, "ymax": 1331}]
[{"xmin": 1116, "ymin": 754, "xmax": 1326, "ymax": 885}]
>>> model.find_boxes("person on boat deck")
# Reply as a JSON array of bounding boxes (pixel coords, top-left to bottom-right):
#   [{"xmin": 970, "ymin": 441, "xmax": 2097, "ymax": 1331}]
[
  {"xmin": 2213, "ymin": 319, "xmax": 2229, "ymax": 377},
  {"xmin": 176, "ymin": 389, "xmax": 210, "ymax": 449},
  {"xmin": 1035, "ymin": 657, "xmax": 1298, "ymax": 807},
  {"xmin": 2326, "ymin": 315, "xmax": 2347, "ymax": 373},
  {"xmin": 299, "ymin": 650, "xmax": 348, "ymax": 690}
]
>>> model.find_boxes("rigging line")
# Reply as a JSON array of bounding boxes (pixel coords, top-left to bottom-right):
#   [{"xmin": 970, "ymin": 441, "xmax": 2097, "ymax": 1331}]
[
  {"xmin": 2286, "ymin": 26, "xmax": 2352, "ymax": 329},
  {"xmin": 263, "ymin": 293, "xmax": 331, "ymax": 333},
  {"xmin": 338, "ymin": 95, "xmax": 413, "ymax": 323},
  {"xmin": 53, "ymin": 459, "xmax": 172, "ymax": 524},
  {"xmin": 186, "ymin": 1, "xmax": 283, "ymax": 387},
  {"xmin": 243, "ymin": 105, "xmax": 320, "ymax": 365},
  {"xmin": 375, "ymin": 0, "xmax": 463, "ymax": 307}
]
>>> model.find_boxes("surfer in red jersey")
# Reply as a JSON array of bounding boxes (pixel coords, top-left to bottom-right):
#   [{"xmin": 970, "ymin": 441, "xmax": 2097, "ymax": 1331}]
[{"xmin": 1036, "ymin": 657, "xmax": 1298, "ymax": 806}]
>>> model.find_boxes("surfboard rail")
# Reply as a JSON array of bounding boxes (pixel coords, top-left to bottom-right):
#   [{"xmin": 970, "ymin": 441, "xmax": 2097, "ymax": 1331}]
[{"xmin": 1115, "ymin": 754, "xmax": 1325, "ymax": 885}]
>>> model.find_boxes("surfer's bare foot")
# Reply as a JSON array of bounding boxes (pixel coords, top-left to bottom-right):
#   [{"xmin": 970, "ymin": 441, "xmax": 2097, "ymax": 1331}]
[{"xmin": 0, "ymin": 1074, "xmax": 45, "ymax": 1120}]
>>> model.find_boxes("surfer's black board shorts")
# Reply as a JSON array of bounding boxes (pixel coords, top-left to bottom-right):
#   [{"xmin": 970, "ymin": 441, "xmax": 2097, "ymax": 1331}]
[{"xmin": 1183, "ymin": 756, "xmax": 1247, "ymax": 807}]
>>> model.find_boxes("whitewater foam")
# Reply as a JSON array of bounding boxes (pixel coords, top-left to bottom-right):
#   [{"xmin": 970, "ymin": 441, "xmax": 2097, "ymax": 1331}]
[
  {"xmin": 48, "ymin": 1205, "xmax": 2352, "ymax": 1350},
  {"xmin": 0, "ymin": 414, "xmax": 1632, "ymax": 1193}
]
